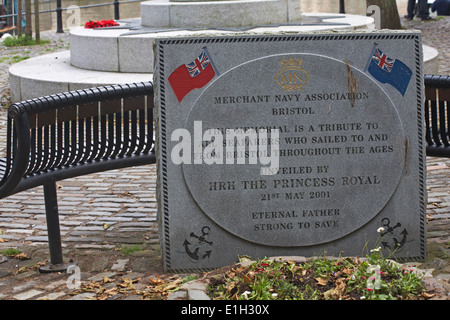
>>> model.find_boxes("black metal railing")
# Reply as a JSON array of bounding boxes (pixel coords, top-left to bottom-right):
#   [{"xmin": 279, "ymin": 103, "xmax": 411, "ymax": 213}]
[
  {"xmin": 339, "ymin": 0, "xmax": 346, "ymax": 14},
  {"xmin": 424, "ymin": 75, "xmax": 450, "ymax": 157}
]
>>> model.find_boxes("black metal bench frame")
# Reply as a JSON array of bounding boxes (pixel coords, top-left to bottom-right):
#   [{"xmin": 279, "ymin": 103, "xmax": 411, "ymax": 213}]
[
  {"xmin": 0, "ymin": 82, "xmax": 155, "ymax": 272},
  {"xmin": 424, "ymin": 75, "xmax": 450, "ymax": 157}
]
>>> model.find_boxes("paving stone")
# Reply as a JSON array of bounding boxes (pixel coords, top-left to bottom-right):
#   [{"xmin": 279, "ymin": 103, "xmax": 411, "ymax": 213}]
[
  {"xmin": 111, "ymin": 259, "xmax": 129, "ymax": 271},
  {"xmin": 87, "ymin": 272, "xmax": 117, "ymax": 282},
  {"xmin": 64, "ymin": 236, "xmax": 105, "ymax": 242},
  {"xmin": 188, "ymin": 289, "xmax": 211, "ymax": 300},
  {"xmin": 44, "ymin": 279, "xmax": 69, "ymax": 291},
  {"xmin": 25, "ymin": 236, "xmax": 49, "ymax": 242},
  {"xmin": 80, "ymin": 211, "xmax": 116, "ymax": 216},
  {"xmin": 38, "ymin": 292, "xmax": 67, "ymax": 300},
  {"xmin": 74, "ymin": 226, "xmax": 110, "ymax": 231},
  {"xmin": 13, "ymin": 289, "xmax": 44, "ymax": 300},
  {"xmin": 0, "ymin": 223, "xmax": 31, "ymax": 229},
  {"xmin": 68, "ymin": 292, "xmax": 97, "ymax": 300},
  {"xmin": 168, "ymin": 290, "xmax": 188, "ymax": 300}
]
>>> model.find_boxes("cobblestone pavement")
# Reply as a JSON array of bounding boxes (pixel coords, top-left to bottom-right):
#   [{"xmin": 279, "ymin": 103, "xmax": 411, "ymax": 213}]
[{"xmin": 0, "ymin": 16, "xmax": 449, "ymax": 300}]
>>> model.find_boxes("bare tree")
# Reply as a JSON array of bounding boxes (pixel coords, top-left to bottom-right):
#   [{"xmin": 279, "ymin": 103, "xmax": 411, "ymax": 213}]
[
  {"xmin": 34, "ymin": 0, "xmax": 40, "ymax": 43},
  {"xmin": 25, "ymin": 0, "xmax": 32, "ymax": 37}
]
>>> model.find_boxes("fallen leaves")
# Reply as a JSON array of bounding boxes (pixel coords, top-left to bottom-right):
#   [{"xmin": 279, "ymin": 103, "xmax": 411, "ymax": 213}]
[
  {"xmin": 323, "ymin": 278, "xmax": 347, "ymax": 300},
  {"xmin": 69, "ymin": 274, "xmax": 184, "ymax": 300},
  {"xmin": 14, "ymin": 252, "xmax": 30, "ymax": 260},
  {"xmin": 16, "ymin": 260, "xmax": 46, "ymax": 274}
]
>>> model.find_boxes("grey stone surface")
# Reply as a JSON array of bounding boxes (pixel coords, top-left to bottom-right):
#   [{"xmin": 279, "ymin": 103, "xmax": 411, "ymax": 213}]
[
  {"xmin": 70, "ymin": 28, "xmax": 120, "ymax": 72},
  {"xmin": 8, "ymin": 50, "xmax": 152, "ymax": 102},
  {"xmin": 141, "ymin": 0, "xmax": 301, "ymax": 29},
  {"xmin": 156, "ymin": 31, "xmax": 426, "ymax": 272},
  {"xmin": 111, "ymin": 259, "xmax": 130, "ymax": 271},
  {"xmin": 188, "ymin": 289, "xmax": 211, "ymax": 300},
  {"xmin": 118, "ymin": 36, "xmax": 154, "ymax": 73}
]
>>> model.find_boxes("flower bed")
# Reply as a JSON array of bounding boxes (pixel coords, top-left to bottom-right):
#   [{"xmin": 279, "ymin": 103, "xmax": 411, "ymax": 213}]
[
  {"xmin": 84, "ymin": 20, "xmax": 119, "ymax": 29},
  {"xmin": 207, "ymin": 255, "xmax": 432, "ymax": 300}
]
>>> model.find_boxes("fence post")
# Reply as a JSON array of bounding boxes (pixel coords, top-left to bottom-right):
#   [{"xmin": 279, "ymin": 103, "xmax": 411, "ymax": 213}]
[
  {"xmin": 56, "ymin": 0, "xmax": 63, "ymax": 33},
  {"xmin": 17, "ymin": 0, "xmax": 23, "ymax": 36},
  {"xmin": 114, "ymin": 0, "xmax": 120, "ymax": 20},
  {"xmin": 339, "ymin": 0, "xmax": 345, "ymax": 14}
]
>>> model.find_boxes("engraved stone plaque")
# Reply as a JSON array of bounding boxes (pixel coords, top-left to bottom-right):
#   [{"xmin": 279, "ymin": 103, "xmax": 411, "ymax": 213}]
[{"xmin": 155, "ymin": 32, "xmax": 426, "ymax": 272}]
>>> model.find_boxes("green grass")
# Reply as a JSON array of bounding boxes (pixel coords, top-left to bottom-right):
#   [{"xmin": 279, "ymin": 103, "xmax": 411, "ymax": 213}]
[
  {"xmin": 11, "ymin": 55, "xmax": 30, "ymax": 63},
  {"xmin": 0, "ymin": 248, "xmax": 22, "ymax": 257},
  {"xmin": 0, "ymin": 55, "xmax": 30, "ymax": 64},
  {"xmin": 118, "ymin": 245, "xmax": 143, "ymax": 255}
]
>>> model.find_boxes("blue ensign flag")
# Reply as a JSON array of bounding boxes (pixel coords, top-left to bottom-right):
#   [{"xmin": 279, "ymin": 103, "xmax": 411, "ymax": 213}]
[{"xmin": 366, "ymin": 45, "xmax": 412, "ymax": 96}]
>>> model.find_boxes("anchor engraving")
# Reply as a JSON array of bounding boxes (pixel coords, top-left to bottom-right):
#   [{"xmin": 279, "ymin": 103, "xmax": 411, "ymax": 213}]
[
  {"xmin": 183, "ymin": 226, "xmax": 213, "ymax": 261},
  {"xmin": 380, "ymin": 218, "xmax": 408, "ymax": 250}
]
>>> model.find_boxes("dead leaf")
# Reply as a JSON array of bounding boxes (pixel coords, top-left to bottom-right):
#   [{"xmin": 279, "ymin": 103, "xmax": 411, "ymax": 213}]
[
  {"xmin": 342, "ymin": 267, "xmax": 354, "ymax": 275},
  {"xmin": 323, "ymin": 289, "xmax": 335, "ymax": 300},
  {"xmin": 238, "ymin": 255, "xmax": 253, "ymax": 262},
  {"xmin": 118, "ymin": 278, "xmax": 135, "ymax": 290},
  {"xmin": 234, "ymin": 266, "xmax": 247, "ymax": 273},
  {"xmin": 13, "ymin": 252, "xmax": 29, "ymax": 259},
  {"xmin": 155, "ymin": 278, "xmax": 182, "ymax": 293},
  {"xmin": 103, "ymin": 276, "xmax": 114, "ymax": 283},
  {"xmin": 37, "ymin": 260, "xmax": 47, "ymax": 267},
  {"xmin": 335, "ymin": 278, "xmax": 347, "ymax": 297},
  {"xmin": 149, "ymin": 276, "xmax": 164, "ymax": 285},
  {"xmin": 421, "ymin": 292, "xmax": 435, "ymax": 299},
  {"xmin": 315, "ymin": 276, "xmax": 329, "ymax": 286},
  {"xmin": 323, "ymin": 278, "xmax": 347, "ymax": 300},
  {"xmin": 224, "ymin": 281, "xmax": 236, "ymax": 293},
  {"xmin": 17, "ymin": 266, "xmax": 28, "ymax": 274},
  {"xmin": 242, "ymin": 273, "xmax": 252, "ymax": 283}
]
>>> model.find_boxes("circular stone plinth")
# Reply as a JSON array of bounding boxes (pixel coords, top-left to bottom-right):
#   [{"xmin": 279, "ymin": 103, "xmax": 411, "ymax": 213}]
[
  {"xmin": 8, "ymin": 51, "xmax": 153, "ymax": 102},
  {"xmin": 70, "ymin": 13, "xmax": 376, "ymax": 73}
]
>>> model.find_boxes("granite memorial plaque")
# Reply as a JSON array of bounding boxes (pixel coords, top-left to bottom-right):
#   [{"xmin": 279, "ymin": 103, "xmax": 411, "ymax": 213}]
[{"xmin": 155, "ymin": 31, "xmax": 426, "ymax": 272}]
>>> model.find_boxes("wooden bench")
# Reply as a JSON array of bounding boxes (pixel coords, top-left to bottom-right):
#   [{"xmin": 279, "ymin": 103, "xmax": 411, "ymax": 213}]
[
  {"xmin": 0, "ymin": 82, "xmax": 155, "ymax": 272},
  {"xmin": 0, "ymin": 26, "xmax": 16, "ymax": 35},
  {"xmin": 424, "ymin": 74, "xmax": 450, "ymax": 157}
]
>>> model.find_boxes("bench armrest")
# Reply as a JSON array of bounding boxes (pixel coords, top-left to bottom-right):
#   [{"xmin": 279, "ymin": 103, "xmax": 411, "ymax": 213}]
[{"xmin": 0, "ymin": 107, "xmax": 31, "ymax": 197}]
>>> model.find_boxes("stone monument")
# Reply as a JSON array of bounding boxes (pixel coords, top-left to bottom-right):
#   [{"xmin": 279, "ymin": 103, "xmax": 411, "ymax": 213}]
[{"xmin": 155, "ymin": 30, "xmax": 426, "ymax": 273}]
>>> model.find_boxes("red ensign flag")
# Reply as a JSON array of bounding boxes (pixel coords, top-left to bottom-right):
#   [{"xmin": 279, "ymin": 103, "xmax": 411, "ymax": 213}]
[{"xmin": 168, "ymin": 49, "xmax": 216, "ymax": 102}]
